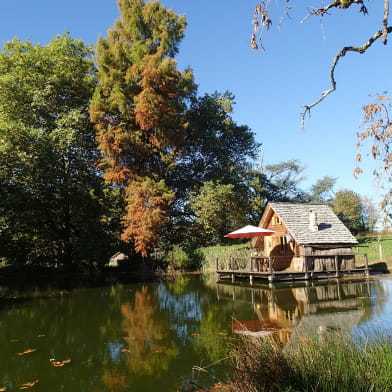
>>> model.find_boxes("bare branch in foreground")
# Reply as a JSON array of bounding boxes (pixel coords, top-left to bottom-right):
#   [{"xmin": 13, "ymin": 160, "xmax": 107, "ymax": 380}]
[
  {"xmin": 300, "ymin": 0, "xmax": 367, "ymax": 24},
  {"xmin": 301, "ymin": 26, "xmax": 392, "ymax": 130},
  {"xmin": 383, "ymin": 0, "xmax": 390, "ymax": 44}
]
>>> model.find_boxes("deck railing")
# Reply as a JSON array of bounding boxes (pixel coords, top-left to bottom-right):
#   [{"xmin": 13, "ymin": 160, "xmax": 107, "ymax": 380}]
[
  {"xmin": 216, "ymin": 256, "xmax": 274, "ymax": 273},
  {"xmin": 215, "ymin": 254, "xmax": 370, "ymax": 275}
]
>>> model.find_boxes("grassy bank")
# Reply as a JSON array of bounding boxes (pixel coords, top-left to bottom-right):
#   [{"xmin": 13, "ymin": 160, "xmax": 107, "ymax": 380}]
[
  {"xmin": 199, "ymin": 243, "xmax": 250, "ymax": 270},
  {"xmin": 355, "ymin": 235, "xmax": 392, "ymax": 272},
  {"xmin": 227, "ymin": 332, "xmax": 392, "ymax": 392}
]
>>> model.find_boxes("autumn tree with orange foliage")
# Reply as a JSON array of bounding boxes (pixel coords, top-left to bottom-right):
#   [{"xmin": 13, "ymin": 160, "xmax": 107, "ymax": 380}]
[{"xmin": 90, "ymin": 0, "xmax": 195, "ymax": 256}]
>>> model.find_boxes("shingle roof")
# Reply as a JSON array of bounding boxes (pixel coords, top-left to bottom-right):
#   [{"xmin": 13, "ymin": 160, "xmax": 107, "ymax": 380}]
[{"xmin": 266, "ymin": 202, "xmax": 358, "ymax": 245}]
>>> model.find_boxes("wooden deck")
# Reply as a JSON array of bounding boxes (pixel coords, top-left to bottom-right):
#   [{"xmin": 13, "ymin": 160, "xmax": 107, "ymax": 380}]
[{"xmin": 216, "ymin": 255, "xmax": 370, "ymax": 283}]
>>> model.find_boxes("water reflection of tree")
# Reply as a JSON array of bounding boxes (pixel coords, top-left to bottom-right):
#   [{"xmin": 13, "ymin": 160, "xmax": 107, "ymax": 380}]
[{"xmin": 102, "ymin": 285, "xmax": 179, "ymax": 390}]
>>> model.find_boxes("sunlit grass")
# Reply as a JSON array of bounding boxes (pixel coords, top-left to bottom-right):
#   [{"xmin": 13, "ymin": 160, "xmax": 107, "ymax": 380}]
[
  {"xmin": 356, "ymin": 235, "xmax": 392, "ymax": 260},
  {"xmin": 229, "ymin": 331, "xmax": 392, "ymax": 392}
]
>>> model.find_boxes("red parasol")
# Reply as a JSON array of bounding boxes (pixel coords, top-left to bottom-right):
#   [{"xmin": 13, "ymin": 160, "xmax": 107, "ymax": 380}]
[{"xmin": 224, "ymin": 225, "xmax": 274, "ymax": 238}]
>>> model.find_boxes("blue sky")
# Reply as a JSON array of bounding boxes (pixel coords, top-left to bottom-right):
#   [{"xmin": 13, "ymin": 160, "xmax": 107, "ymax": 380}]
[{"xmin": 1, "ymin": 1, "xmax": 391, "ymax": 201}]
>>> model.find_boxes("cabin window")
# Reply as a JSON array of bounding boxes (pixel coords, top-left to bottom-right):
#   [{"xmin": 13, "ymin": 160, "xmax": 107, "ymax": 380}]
[{"xmin": 272, "ymin": 216, "xmax": 282, "ymax": 225}]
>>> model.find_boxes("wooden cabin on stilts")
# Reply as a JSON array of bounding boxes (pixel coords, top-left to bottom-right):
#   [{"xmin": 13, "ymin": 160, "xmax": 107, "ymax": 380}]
[{"xmin": 216, "ymin": 202, "xmax": 369, "ymax": 283}]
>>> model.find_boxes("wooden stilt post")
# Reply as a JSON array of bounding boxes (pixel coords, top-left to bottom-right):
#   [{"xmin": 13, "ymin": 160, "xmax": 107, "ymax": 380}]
[
  {"xmin": 215, "ymin": 257, "xmax": 220, "ymax": 281},
  {"xmin": 335, "ymin": 255, "xmax": 340, "ymax": 278},
  {"xmin": 364, "ymin": 253, "xmax": 369, "ymax": 276},
  {"xmin": 304, "ymin": 256, "xmax": 309, "ymax": 280},
  {"xmin": 268, "ymin": 256, "xmax": 274, "ymax": 282},
  {"xmin": 336, "ymin": 278, "xmax": 341, "ymax": 300},
  {"xmin": 230, "ymin": 256, "xmax": 235, "ymax": 282}
]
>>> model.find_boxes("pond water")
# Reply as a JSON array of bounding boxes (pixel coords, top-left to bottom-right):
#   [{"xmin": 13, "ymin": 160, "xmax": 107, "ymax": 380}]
[{"xmin": 0, "ymin": 273, "xmax": 392, "ymax": 391}]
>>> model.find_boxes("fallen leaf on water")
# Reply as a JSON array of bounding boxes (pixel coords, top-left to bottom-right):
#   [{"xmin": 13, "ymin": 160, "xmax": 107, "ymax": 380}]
[
  {"xmin": 19, "ymin": 380, "xmax": 39, "ymax": 390},
  {"xmin": 218, "ymin": 332, "xmax": 228, "ymax": 336},
  {"xmin": 372, "ymin": 319, "xmax": 383, "ymax": 322},
  {"xmin": 49, "ymin": 358, "xmax": 71, "ymax": 367},
  {"xmin": 36, "ymin": 334, "xmax": 45, "ymax": 338},
  {"xmin": 120, "ymin": 349, "xmax": 130, "ymax": 353},
  {"xmin": 191, "ymin": 333, "xmax": 200, "ymax": 336},
  {"xmin": 10, "ymin": 339, "xmax": 19, "ymax": 343},
  {"xmin": 16, "ymin": 349, "xmax": 37, "ymax": 356}
]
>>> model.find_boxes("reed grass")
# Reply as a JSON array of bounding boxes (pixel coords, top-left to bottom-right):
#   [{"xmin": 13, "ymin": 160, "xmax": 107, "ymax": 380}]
[
  {"xmin": 200, "ymin": 244, "xmax": 251, "ymax": 270},
  {"xmin": 229, "ymin": 331, "xmax": 392, "ymax": 392}
]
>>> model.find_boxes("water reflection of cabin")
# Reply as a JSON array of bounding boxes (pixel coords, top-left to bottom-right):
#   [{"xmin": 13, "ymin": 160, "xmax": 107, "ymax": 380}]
[
  {"xmin": 217, "ymin": 280, "xmax": 371, "ymax": 345},
  {"xmin": 216, "ymin": 202, "xmax": 369, "ymax": 282}
]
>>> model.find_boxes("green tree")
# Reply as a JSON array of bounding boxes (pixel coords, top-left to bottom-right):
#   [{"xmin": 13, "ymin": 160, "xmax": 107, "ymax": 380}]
[
  {"xmin": 308, "ymin": 176, "xmax": 336, "ymax": 204},
  {"xmin": 190, "ymin": 181, "xmax": 248, "ymax": 245},
  {"xmin": 0, "ymin": 34, "xmax": 113, "ymax": 269},
  {"xmin": 90, "ymin": 0, "xmax": 195, "ymax": 257},
  {"xmin": 248, "ymin": 160, "xmax": 308, "ymax": 216},
  {"xmin": 248, "ymin": 164, "xmax": 337, "ymax": 222},
  {"xmin": 263, "ymin": 160, "xmax": 308, "ymax": 202},
  {"xmin": 161, "ymin": 92, "xmax": 260, "ymax": 249},
  {"xmin": 169, "ymin": 92, "xmax": 259, "ymax": 198},
  {"xmin": 332, "ymin": 189, "xmax": 366, "ymax": 235}
]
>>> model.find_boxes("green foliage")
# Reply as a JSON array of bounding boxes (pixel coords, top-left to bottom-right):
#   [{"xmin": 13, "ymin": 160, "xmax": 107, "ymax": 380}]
[
  {"xmin": 163, "ymin": 244, "xmax": 205, "ymax": 270},
  {"xmin": 161, "ymin": 92, "xmax": 260, "ymax": 249},
  {"xmin": 0, "ymin": 34, "xmax": 118, "ymax": 269},
  {"xmin": 170, "ymin": 92, "xmax": 259, "ymax": 199},
  {"xmin": 199, "ymin": 244, "xmax": 251, "ymax": 270},
  {"xmin": 308, "ymin": 176, "xmax": 336, "ymax": 204},
  {"xmin": 248, "ymin": 159, "xmax": 310, "ymax": 222},
  {"xmin": 333, "ymin": 189, "xmax": 367, "ymax": 235},
  {"xmin": 190, "ymin": 181, "xmax": 248, "ymax": 246}
]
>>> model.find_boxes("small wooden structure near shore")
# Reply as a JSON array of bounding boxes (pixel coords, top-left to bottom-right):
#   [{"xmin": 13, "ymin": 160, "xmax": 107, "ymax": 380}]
[{"xmin": 217, "ymin": 202, "xmax": 370, "ymax": 283}]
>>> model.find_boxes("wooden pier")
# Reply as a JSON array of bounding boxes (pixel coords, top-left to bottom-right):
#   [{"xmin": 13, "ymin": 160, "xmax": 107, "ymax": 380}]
[{"xmin": 216, "ymin": 254, "xmax": 370, "ymax": 284}]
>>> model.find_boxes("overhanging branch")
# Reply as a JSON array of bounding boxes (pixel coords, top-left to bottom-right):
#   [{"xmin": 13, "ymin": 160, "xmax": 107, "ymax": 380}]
[{"xmin": 301, "ymin": 25, "xmax": 392, "ymax": 130}]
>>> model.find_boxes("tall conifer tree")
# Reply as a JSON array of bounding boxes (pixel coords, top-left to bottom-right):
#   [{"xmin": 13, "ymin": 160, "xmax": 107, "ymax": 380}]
[{"xmin": 90, "ymin": 0, "xmax": 195, "ymax": 256}]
